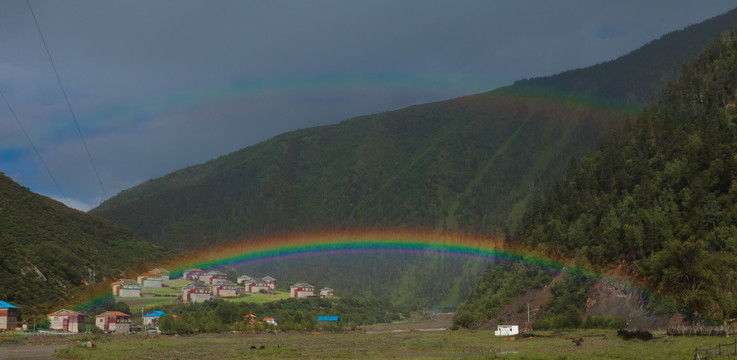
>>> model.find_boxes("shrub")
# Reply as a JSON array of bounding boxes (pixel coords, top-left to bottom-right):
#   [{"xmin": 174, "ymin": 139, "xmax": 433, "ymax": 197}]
[{"xmin": 617, "ymin": 329, "xmax": 653, "ymax": 341}]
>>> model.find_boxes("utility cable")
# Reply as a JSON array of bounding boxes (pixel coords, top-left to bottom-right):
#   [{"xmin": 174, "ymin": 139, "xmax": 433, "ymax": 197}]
[
  {"xmin": 26, "ymin": 0, "xmax": 108, "ymax": 199},
  {"xmin": 1, "ymin": 91, "xmax": 67, "ymax": 199}
]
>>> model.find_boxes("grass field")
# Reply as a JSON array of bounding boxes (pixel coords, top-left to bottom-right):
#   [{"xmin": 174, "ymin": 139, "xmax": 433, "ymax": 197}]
[{"xmin": 46, "ymin": 329, "xmax": 734, "ymax": 359}]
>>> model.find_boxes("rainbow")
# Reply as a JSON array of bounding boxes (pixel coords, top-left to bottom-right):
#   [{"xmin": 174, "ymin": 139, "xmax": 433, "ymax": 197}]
[
  {"xmin": 68, "ymin": 230, "xmax": 637, "ymax": 312},
  {"xmin": 164, "ymin": 230, "xmax": 593, "ymax": 279}
]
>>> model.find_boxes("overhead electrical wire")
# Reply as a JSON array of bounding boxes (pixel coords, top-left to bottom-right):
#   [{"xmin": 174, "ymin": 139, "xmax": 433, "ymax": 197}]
[
  {"xmin": 1, "ymin": 91, "xmax": 67, "ymax": 199},
  {"xmin": 26, "ymin": 0, "xmax": 108, "ymax": 199}
]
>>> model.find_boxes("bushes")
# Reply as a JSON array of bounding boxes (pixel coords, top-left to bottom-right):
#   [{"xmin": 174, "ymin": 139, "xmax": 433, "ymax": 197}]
[
  {"xmin": 617, "ymin": 329, "xmax": 653, "ymax": 341},
  {"xmin": 583, "ymin": 315, "xmax": 627, "ymax": 329},
  {"xmin": 158, "ymin": 296, "xmax": 401, "ymax": 334}
]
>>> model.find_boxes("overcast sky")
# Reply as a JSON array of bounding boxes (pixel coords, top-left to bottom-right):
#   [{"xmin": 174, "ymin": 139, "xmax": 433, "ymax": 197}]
[{"xmin": 1, "ymin": 1, "xmax": 736, "ymax": 211}]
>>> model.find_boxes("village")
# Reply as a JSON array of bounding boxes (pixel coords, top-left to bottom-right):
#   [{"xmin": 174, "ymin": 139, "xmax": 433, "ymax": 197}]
[{"xmin": 0, "ymin": 267, "xmax": 336, "ymax": 334}]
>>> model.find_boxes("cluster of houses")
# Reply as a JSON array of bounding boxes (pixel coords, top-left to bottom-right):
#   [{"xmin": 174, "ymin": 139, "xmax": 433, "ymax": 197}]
[
  {"xmin": 113, "ymin": 267, "xmax": 335, "ymax": 304},
  {"xmin": 46, "ymin": 308, "xmax": 170, "ymax": 334},
  {"xmin": 0, "ymin": 267, "xmax": 336, "ymax": 333},
  {"xmin": 0, "ymin": 304, "xmax": 168, "ymax": 334}
]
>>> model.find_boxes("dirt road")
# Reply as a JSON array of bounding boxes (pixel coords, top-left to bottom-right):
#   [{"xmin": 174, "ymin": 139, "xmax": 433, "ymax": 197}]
[{"xmin": 0, "ymin": 344, "xmax": 65, "ymax": 360}]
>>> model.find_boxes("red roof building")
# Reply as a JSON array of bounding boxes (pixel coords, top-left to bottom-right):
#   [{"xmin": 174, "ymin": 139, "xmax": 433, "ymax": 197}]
[
  {"xmin": 95, "ymin": 311, "xmax": 131, "ymax": 333},
  {"xmin": 183, "ymin": 268, "xmax": 205, "ymax": 280},
  {"xmin": 48, "ymin": 309, "xmax": 85, "ymax": 333}
]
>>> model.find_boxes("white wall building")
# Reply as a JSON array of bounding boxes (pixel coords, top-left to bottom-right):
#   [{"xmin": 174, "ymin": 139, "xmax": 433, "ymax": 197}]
[{"xmin": 494, "ymin": 325, "xmax": 519, "ymax": 336}]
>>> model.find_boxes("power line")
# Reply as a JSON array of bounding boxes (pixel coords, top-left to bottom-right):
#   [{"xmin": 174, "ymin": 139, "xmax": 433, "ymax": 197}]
[
  {"xmin": 1, "ymin": 91, "xmax": 67, "ymax": 199},
  {"xmin": 26, "ymin": 0, "xmax": 108, "ymax": 199}
]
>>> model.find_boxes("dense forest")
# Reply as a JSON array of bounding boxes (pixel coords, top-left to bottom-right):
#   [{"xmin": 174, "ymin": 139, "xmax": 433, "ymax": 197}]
[
  {"xmin": 457, "ymin": 31, "xmax": 737, "ymax": 329},
  {"xmin": 155, "ymin": 296, "xmax": 403, "ymax": 334},
  {"xmin": 0, "ymin": 173, "xmax": 168, "ymax": 320}
]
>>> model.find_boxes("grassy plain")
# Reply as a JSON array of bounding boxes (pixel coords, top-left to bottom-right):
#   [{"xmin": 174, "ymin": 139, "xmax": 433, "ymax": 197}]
[{"xmin": 48, "ymin": 329, "xmax": 733, "ymax": 359}]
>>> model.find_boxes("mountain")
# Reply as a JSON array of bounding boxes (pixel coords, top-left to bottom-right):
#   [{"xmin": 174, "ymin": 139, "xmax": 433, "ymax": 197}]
[
  {"xmin": 515, "ymin": 6, "xmax": 737, "ymax": 109},
  {"xmin": 461, "ymin": 29, "xmax": 737, "ymax": 328},
  {"xmin": 91, "ymin": 8, "xmax": 737, "ymax": 308},
  {"xmin": 0, "ymin": 173, "xmax": 168, "ymax": 320}
]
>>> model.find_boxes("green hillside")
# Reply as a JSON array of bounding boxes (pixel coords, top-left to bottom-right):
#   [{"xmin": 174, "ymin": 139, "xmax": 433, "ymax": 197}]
[
  {"xmin": 460, "ymin": 30, "xmax": 737, "ymax": 328},
  {"xmin": 91, "ymin": 8, "xmax": 737, "ymax": 308},
  {"xmin": 93, "ymin": 92, "xmax": 624, "ymax": 245},
  {"xmin": 0, "ymin": 173, "xmax": 168, "ymax": 320}
]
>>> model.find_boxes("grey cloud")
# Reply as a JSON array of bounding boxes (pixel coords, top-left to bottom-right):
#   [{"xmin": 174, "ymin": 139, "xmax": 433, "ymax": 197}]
[{"xmin": 1, "ymin": 0, "xmax": 735, "ymax": 210}]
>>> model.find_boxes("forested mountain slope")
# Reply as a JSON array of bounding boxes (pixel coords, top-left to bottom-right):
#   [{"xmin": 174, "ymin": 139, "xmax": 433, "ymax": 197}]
[
  {"xmin": 92, "ymin": 8, "xmax": 737, "ymax": 249},
  {"xmin": 90, "ymin": 9, "xmax": 737, "ymax": 308},
  {"xmin": 460, "ymin": 30, "xmax": 737, "ymax": 328},
  {"xmin": 0, "ymin": 173, "xmax": 168, "ymax": 319}
]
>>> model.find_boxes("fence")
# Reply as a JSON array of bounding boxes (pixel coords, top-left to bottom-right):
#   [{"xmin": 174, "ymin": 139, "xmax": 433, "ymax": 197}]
[
  {"xmin": 694, "ymin": 339, "xmax": 737, "ymax": 359},
  {"xmin": 670, "ymin": 328, "xmax": 728, "ymax": 337}
]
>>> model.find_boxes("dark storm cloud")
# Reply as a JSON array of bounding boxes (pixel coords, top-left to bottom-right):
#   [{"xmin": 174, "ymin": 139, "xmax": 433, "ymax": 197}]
[{"xmin": 1, "ymin": 0, "xmax": 735, "ymax": 210}]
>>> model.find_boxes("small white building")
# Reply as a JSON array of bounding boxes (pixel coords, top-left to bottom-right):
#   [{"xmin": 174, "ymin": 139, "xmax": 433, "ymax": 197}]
[
  {"xmin": 182, "ymin": 283, "xmax": 211, "ymax": 303},
  {"xmin": 143, "ymin": 310, "xmax": 166, "ymax": 332},
  {"xmin": 212, "ymin": 280, "xmax": 239, "ymax": 297},
  {"xmin": 244, "ymin": 277, "xmax": 273, "ymax": 294},
  {"xmin": 112, "ymin": 279, "xmax": 141, "ymax": 297},
  {"xmin": 48, "ymin": 309, "xmax": 84, "ymax": 333},
  {"xmin": 0, "ymin": 301, "xmax": 19, "ymax": 330},
  {"xmin": 95, "ymin": 311, "xmax": 131, "ymax": 334},
  {"xmin": 290, "ymin": 283, "xmax": 315, "ymax": 298},
  {"xmin": 494, "ymin": 325, "xmax": 519, "ymax": 336},
  {"xmin": 150, "ymin": 268, "xmax": 170, "ymax": 281},
  {"xmin": 263, "ymin": 317, "xmax": 278, "ymax": 326},
  {"xmin": 319, "ymin": 287, "xmax": 334, "ymax": 297},
  {"xmin": 200, "ymin": 270, "xmax": 227, "ymax": 285}
]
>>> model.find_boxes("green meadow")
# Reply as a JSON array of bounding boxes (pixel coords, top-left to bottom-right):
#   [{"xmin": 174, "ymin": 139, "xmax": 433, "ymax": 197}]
[{"xmin": 51, "ymin": 329, "xmax": 732, "ymax": 359}]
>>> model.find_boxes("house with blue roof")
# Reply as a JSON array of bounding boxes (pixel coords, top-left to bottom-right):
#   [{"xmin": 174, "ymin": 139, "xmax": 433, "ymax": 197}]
[
  {"xmin": 143, "ymin": 310, "xmax": 167, "ymax": 332},
  {"xmin": 0, "ymin": 301, "xmax": 19, "ymax": 330}
]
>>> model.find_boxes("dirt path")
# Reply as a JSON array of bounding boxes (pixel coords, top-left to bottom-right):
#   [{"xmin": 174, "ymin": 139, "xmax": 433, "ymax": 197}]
[
  {"xmin": 0, "ymin": 344, "xmax": 65, "ymax": 360},
  {"xmin": 360, "ymin": 312, "xmax": 454, "ymax": 333}
]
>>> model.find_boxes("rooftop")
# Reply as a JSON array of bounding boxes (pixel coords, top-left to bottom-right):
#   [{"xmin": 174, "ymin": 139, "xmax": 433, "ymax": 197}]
[
  {"xmin": 0, "ymin": 301, "xmax": 18, "ymax": 309},
  {"xmin": 143, "ymin": 310, "xmax": 167, "ymax": 317},
  {"xmin": 96, "ymin": 311, "xmax": 131, "ymax": 317},
  {"xmin": 48, "ymin": 309, "xmax": 83, "ymax": 316}
]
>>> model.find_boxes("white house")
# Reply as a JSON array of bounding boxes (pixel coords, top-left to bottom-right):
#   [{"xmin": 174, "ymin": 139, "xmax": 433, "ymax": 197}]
[
  {"xmin": 137, "ymin": 272, "xmax": 164, "ymax": 288},
  {"xmin": 319, "ymin": 287, "xmax": 334, "ymax": 297},
  {"xmin": 494, "ymin": 325, "xmax": 519, "ymax": 336},
  {"xmin": 143, "ymin": 310, "xmax": 167, "ymax": 332},
  {"xmin": 200, "ymin": 270, "xmax": 227, "ymax": 285},
  {"xmin": 149, "ymin": 268, "xmax": 170, "ymax": 281},
  {"xmin": 0, "ymin": 301, "xmax": 19, "ymax": 330},
  {"xmin": 112, "ymin": 279, "xmax": 141, "ymax": 297},
  {"xmin": 48, "ymin": 309, "xmax": 85, "ymax": 333},
  {"xmin": 95, "ymin": 311, "xmax": 131, "ymax": 333},
  {"xmin": 182, "ymin": 283, "xmax": 211, "ymax": 303},
  {"xmin": 183, "ymin": 268, "xmax": 205, "ymax": 280},
  {"xmin": 212, "ymin": 280, "xmax": 239, "ymax": 297},
  {"xmin": 290, "ymin": 283, "xmax": 315, "ymax": 298},
  {"xmin": 263, "ymin": 317, "xmax": 278, "ymax": 326}
]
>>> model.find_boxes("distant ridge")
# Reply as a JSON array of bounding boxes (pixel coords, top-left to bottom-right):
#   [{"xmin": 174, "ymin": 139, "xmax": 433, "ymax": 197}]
[{"xmin": 515, "ymin": 6, "xmax": 737, "ymax": 109}]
